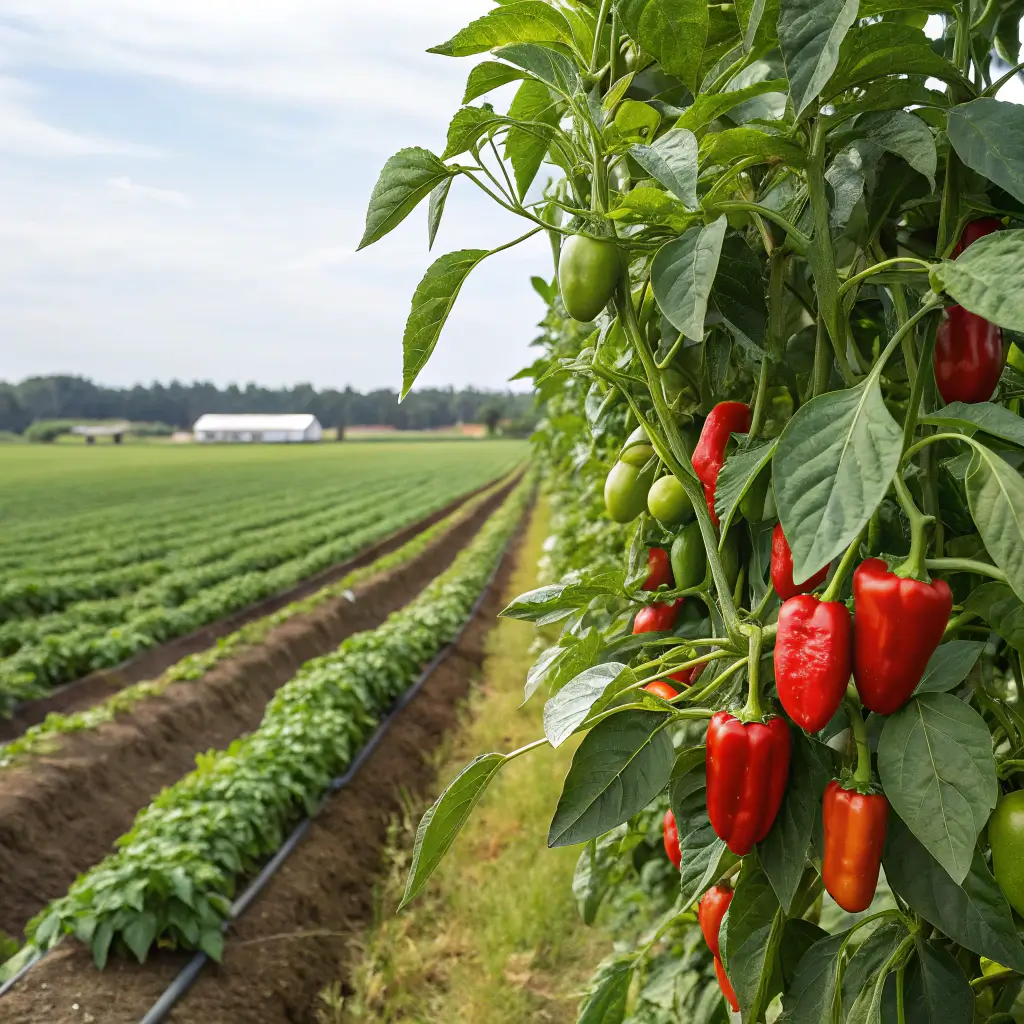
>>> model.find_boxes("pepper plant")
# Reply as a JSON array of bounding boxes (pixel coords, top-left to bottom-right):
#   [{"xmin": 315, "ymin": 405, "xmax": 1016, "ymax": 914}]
[{"xmin": 361, "ymin": 1, "xmax": 1024, "ymax": 1020}]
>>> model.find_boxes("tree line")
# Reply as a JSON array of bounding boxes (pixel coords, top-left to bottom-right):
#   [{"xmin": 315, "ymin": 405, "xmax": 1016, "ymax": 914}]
[{"xmin": 0, "ymin": 376, "xmax": 536, "ymax": 435}]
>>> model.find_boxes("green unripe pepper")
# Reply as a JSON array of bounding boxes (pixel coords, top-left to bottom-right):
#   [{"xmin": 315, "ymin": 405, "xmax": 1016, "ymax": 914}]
[
  {"xmin": 620, "ymin": 425, "xmax": 655, "ymax": 467},
  {"xmin": 558, "ymin": 235, "xmax": 621, "ymax": 322},
  {"xmin": 740, "ymin": 469, "xmax": 771, "ymax": 523},
  {"xmin": 647, "ymin": 474, "xmax": 695, "ymax": 526},
  {"xmin": 671, "ymin": 522, "xmax": 707, "ymax": 591},
  {"xmin": 604, "ymin": 461, "xmax": 655, "ymax": 523},
  {"xmin": 988, "ymin": 790, "xmax": 1024, "ymax": 916}
]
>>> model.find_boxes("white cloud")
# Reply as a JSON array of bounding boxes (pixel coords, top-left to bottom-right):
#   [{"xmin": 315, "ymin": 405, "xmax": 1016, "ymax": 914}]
[{"xmin": 107, "ymin": 176, "xmax": 190, "ymax": 207}]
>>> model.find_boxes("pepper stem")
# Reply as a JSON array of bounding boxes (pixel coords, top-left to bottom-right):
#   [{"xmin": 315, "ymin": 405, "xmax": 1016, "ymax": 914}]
[
  {"xmin": 740, "ymin": 626, "xmax": 765, "ymax": 721},
  {"xmin": 892, "ymin": 471, "xmax": 934, "ymax": 582},
  {"xmin": 820, "ymin": 525, "xmax": 866, "ymax": 603},
  {"xmin": 845, "ymin": 695, "xmax": 872, "ymax": 789}
]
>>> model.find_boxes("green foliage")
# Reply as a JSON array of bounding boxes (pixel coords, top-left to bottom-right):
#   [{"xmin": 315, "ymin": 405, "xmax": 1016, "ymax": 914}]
[
  {"xmin": 362, "ymin": 1, "xmax": 1024, "ymax": 1019},
  {"xmin": 26, "ymin": 478, "xmax": 533, "ymax": 964}
]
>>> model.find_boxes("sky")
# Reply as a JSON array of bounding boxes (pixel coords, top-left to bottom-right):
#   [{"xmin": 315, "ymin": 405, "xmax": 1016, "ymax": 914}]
[
  {"xmin": 1, "ymin": 8, "xmax": 1020, "ymax": 394},
  {"xmin": 0, "ymin": 1, "xmax": 551, "ymax": 393}
]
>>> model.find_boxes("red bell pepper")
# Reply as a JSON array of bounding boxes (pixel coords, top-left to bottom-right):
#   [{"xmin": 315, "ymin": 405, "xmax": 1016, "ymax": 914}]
[
  {"xmin": 668, "ymin": 664, "xmax": 702, "ymax": 688},
  {"xmin": 715, "ymin": 957, "xmax": 740, "ymax": 1012},
  {"xmin": 644, "ymin": 680, "xmax": 678, "ymax": 700},
  {"xmin": 633, "ymin": 599, "xmax": 683, "ymax": 634},
  {"xmin": 936, "ymin": 218, "xmax": 1005, "ymax": 404},
  {"xmin": 706, "ymin": 711, "xmax": 791, "ymax": 854},
  {"xmin": 952, "ymin": 216, "xmax": 1001, "ymax": 257},
  {"xmin": 642, "ymin": 547, "xmax": 672, "ymax": 591},
  {"xmin": 693, "ymin": 403, "xmax": 751, "ymax": 527},
  {"xmin": 771, "ymin": 522, "xmax": 829, "ymax": 601},
  {"xmin": 698, "ymin": 883, "xmax": 734, "ymax": 958},
  {"xmin": 934, "ymin": 304, "xmax": 1004, "ymax": 405},
  {"xmin": 822, "ymin": 779, "xmax": 889, "ymax": 913},
  {"xmin": 852, "ymin": 559, "xmax": 952, "ymax": 715},
  {"xmin": 775, "ymin": 595, "xmax": 852, "ymax": 733},
  {"xmin": 663, "ymin": 809, "xmax": 681, "ymax": 869}
]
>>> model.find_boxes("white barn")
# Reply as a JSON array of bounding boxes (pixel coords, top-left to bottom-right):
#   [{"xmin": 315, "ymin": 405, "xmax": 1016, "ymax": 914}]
[{"xmin": 192, "ymin": 413, "xmax": 323, "ymax": 444}]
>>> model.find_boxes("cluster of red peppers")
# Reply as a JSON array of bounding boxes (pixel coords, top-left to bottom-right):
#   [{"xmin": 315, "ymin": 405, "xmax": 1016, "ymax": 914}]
[{"xmin": 644, "ymin": 402, "xmax": 956, "ymax": 945}]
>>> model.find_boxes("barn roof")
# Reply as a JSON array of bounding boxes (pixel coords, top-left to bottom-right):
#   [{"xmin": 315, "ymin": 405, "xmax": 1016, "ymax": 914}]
[{"xmin": 192, "ymin": 414, "xmax": 320, "ymax": 432}]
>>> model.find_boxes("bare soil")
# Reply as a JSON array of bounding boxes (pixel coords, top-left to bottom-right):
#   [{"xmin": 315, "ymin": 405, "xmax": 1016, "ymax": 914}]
[
  {"xmin": 0, "ymin": 476, "xmax": 519, "ymax": 941},
  {"xmin": 0, "ymin": 476, "xmax": 506, "ymax": 742},
  {"xmin": 0, "ymin": 504, "xmax": 530, "ymax": 1024}
]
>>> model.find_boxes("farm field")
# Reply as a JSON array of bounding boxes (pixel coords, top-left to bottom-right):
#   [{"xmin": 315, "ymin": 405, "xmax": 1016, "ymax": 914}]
[{"xmin": 0, "ymin": 441, "xmax": 527, "ymax": 710}]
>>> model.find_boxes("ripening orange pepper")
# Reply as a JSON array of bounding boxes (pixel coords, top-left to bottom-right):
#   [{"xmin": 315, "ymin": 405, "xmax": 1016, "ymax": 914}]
[{"xmin": 821, "ymin": 779, "xmax": 888, "ymax": 913}]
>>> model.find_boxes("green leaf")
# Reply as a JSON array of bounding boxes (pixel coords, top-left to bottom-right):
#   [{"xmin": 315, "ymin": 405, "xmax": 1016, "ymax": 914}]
[
  {"xmin": 442, "ymin": 105, "xmax": 500, "ymax": 161},
  {"xmin": 947, "ymin": 97, "xmax": 1024, "ymax": 206},
  {"xmin": 773, "ymin": 377, "xmax": 903, "ymax": 585},
  {"xmin": 716, "ymin": 441, "xmax": 777, "ymax": 533},
  {"xmin": 615, "ymin": 0, "xmax": 709, "ymax": 91},
  {"xmin": 776, "ymin": 932, "xmax": 845, "ymax": 1024},
  {"xmin": 462, "ymin": 60, "xmax": 527, "ymax": 104},
  {"xmin": 914, "ymin": 641, "xmax": 984, "ymax": 694},
  {"xmin": 427, "ymin": 179, "xmax": 452, "ymax": 251},
  {"xmin": 429, "ymin": 3, "xmax": 573, "ymax": 57},
  {"xmin": 91, "ymin": 920, "xmax": 114, "ymax": 971},
  {"xmin": 401, "ymin": 752, "xmax": 507, "ymax": 906},
  {"xmin": 841, "ymin": 922, "xmax": 907, "ymax": 1023},
  {"xmin": 965, "ymin": 443, "xmax": 1024, "ymax": 603},
  {"xmin": 700, "ymin": 127, "xmax": 806, "ymax": 168},
  {"xmin": 577, "ymin": 955, "xmax": 635, "ymax": 1024},
  {"xmin": 543, "ymin": 662, "xmax": 635, "ymax": 748},
  {"xmin": 828, "ymin": 24, "xmax": 969, "ymax": 97},
  {"xmin": 877, "ymin": 693, "xmax": 998, "ymax": 884},
  {"xmin": 572, "ymin": 831, "xmax": 623, "ymax": 925},
  {"xmin": 548, "ymin": 710, "xmax": 674, "ymax": 847},
  {"xmin": 199, "ymin": 928, "xmax": 224, "ymax": 962},
  {"xmin": 902, "ymin": 941, "xmax": 974, "ymax": 1024},
  {"xmin": 652, "ymin": 216, "xmax": 728, "ymax": 341},
  {"xmin": 402, "ymin": 249, "xmax": 488, "ymax": 399},
  {"xmin": 122, "ymin": 911, "xmax": 157, "ymax": 963},
  {"xmin": 758, "ymin": 733, "xmax": 833, "ymax": 913},
  {"xmin": 777, "ymin": 0, "xmax": 860, "ymax": 117},
  {"xmin": 721, "ymin": 858, "xmax": 783, "ymax": 1022},
  {"xmin": 923, "ymin": 401, "xmax": 1024, "ymax": 448},
  {"xmin": 931, "ymin": 230, "xmax": 1024, "ymax": 333},
  {"xmin": 494, "ymin": 43, "xmax": 581, "ymax": 97},
  {"xmin": 713, "ymin": 234, "xmax": 768, "ymax": 352},
  {"xmin": 884, "ymin": 815, "xmax": 1024, "ymax": 971},
  {"xmin": 628, "ymin": 129, "xmax": 699, "ymax": 208},
  {"xmin": 674, "ymin": 80, "xmax": 789, "ymax": 134},
  {"xmin": 504, "ymin": 79, "xmax": 561, "ymax": 199},
  {"xmin": 359, "ymin": 148, "xmax": 455, "ymax": 250},
  {"xmin": 851, "ymin": 110, "xmax": 937, "ymax": 190},
  {"xmin": 964, "ymin": 582, "xmax": 1024, "ymax": 650}
]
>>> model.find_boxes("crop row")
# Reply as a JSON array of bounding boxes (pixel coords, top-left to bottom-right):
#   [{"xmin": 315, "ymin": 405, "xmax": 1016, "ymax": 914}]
[
  {"xmin": 0, "ymin": 480, "xmax": 359, "ymax": 577},
  {"xmin": 0, "ymin": 471, "xmax": 519, "ymax": 770},
  {"xmin": 0, "ymin": 473, "xmax": 503, "ymax": 711},
  {"xmin": 26, "ymin": 473, "xmax": 533, "ymax": 966},
  {"xmin": 0, "ymin": 481, "xmax": 410, "ymax": 625}
]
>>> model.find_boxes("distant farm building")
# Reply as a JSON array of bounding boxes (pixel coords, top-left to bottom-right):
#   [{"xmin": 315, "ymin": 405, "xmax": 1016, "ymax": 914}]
[
  {"xmin": 192, "ymin": 414, "xmax": 323, "ymax": 444},
  {"xmin": 71, "ymin": 422, "xmax": 132, "ymax": 444}
]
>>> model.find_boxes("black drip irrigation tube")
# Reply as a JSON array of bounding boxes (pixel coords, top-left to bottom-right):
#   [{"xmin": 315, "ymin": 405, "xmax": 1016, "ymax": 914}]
[{"xmin": 133, "ymin": 531, "xmax": 517, "ymax": 1024}]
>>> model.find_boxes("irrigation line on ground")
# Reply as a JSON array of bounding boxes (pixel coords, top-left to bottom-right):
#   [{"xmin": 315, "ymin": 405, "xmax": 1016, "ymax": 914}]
[{"xmin": 133, "ymin": 520, "xmax": 522, "ymax": 1024}]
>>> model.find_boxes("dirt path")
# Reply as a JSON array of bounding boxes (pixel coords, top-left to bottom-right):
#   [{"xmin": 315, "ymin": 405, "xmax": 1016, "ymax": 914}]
[
  {"xmin": 0, "ymin": 476, "xmax": 519, "ymax": 941},
  {"xmin": 0, "ymin": 501, "xmax": 532, "ymax": 1024}
]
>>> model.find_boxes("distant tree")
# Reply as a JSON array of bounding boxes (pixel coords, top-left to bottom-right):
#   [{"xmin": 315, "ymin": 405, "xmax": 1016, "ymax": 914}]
[{"xmin": 479, "ymin": 400, "xmax": 504, "ymax": 436}]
